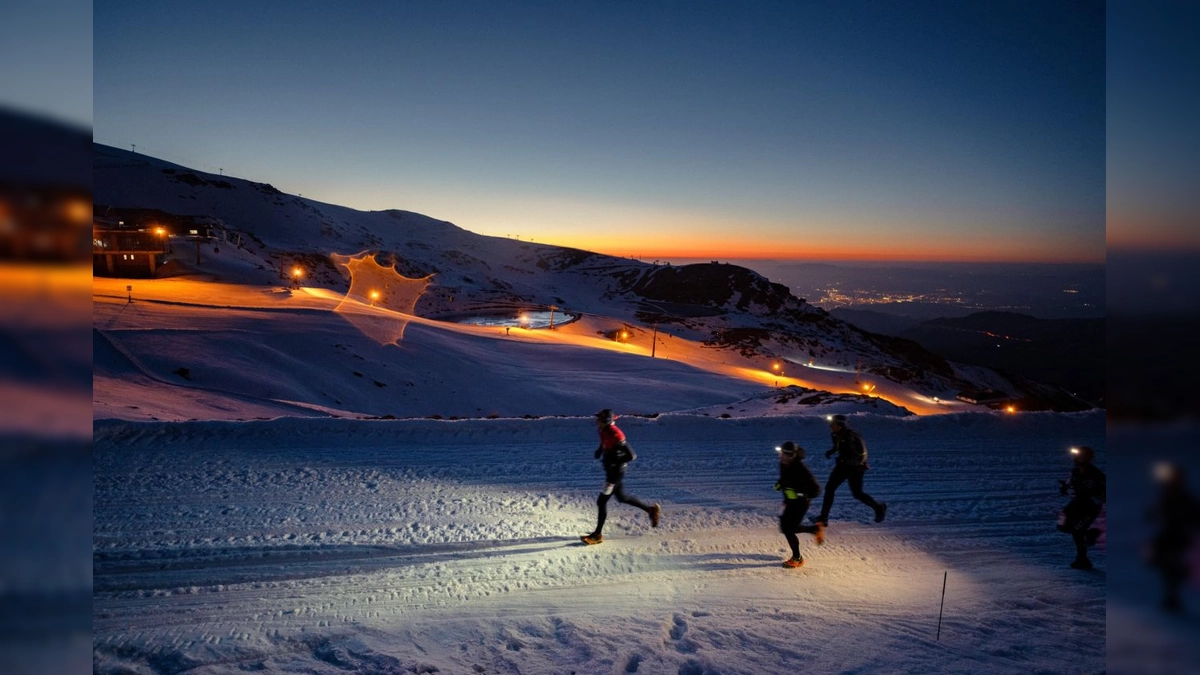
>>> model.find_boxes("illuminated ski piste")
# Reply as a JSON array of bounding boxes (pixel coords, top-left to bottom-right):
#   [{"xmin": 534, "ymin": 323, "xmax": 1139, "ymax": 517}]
[{"xmin": 94, "ymin": 278, "xmax": 962, "ymax": 417}]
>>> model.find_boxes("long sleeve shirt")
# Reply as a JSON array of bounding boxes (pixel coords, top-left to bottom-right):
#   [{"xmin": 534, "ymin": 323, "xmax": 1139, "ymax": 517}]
[
  {"xmin": 778, "ymin": 460, "xmax": 821, "ymax": 500},
  {"xmin": 829, "ymin": 428, "xmax": 867, "ymax": 466},
  {"xmin": 1065, "ymin": 463, "xmax": 1106, "ymax": 505}
]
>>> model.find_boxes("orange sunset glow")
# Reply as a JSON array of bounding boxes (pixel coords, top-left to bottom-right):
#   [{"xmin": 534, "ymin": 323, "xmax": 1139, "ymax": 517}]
[
  {"xmin": 555, "ymin": 234, "xmax": 1106, "ymax": 264},
  {"xmin": 1107, "ymin": 214, "xmax": 1200, "ymax": 252}
]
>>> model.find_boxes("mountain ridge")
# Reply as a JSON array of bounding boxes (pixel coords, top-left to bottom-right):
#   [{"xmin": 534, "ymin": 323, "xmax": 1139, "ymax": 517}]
[{"xmin": 93, "ymin": 143, "xmax": 1082, "ymax": 416}]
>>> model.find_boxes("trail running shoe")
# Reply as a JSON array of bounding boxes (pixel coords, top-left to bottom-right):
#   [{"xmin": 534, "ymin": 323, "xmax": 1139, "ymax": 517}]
[
  {"xmin": 650, "ymin": 503, "xmax": 661, "ymax": 528},
  {"xmin": 782, "ymin": 557, "xmax": 804, "ymax": 569},
  {"xmin": 581, "ymin": 534, "xmax": 603, "ymax": 545},
  {"xmin": 874, "ymin": 503, "xmax": 888, "ymax": 523},
  {"xmin": 812, "ymin": 515, "xmax": 828, "ymax": 527},
  {"xmin": 1069, "ymin": 558, "xmax": 1093, "ymax": 570},
  {"xmin": 814, "ymin": 522, "xmax": 826, "ymax": 546}
]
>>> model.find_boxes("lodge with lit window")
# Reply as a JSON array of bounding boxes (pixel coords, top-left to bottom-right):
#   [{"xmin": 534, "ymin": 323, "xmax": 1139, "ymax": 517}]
[
  {"xmin": 93, "ymin": 206, "xmax": 224, "ymax": 278},
  {"xmin": 92, "ymin": 217, "xmax": 169, "ymax": 277}
]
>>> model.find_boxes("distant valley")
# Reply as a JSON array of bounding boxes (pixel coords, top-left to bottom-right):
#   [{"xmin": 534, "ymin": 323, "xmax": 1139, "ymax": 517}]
[{"xmin": 832, "ymin": 308, "xmax": 1103, "ymax": 409}]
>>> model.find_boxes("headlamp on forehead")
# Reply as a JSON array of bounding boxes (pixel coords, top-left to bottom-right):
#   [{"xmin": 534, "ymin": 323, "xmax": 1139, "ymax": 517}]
[{"xmin": 776, "ymin": 441, "xmax": 802, "ymax": 458}]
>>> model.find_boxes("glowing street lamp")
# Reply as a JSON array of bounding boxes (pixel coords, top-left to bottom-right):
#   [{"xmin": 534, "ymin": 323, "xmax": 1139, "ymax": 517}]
[
  {"xmin": 291, "ymin": 266, "xmax": 304, "ymax": 288},
  {"xmin": 1005, "ymin": 404, "xmax": 1017, "ymax": 414},
  {"xmin": 153, "ymin": 226, "xmax": 170, "ymax": 253},
  {"xmin": 369, "ymin": 290, "xmax": 380, "ymax": 306},
  {"xmin": 770, "ymin": 361, "xmax": 784, "ymax": 386}
]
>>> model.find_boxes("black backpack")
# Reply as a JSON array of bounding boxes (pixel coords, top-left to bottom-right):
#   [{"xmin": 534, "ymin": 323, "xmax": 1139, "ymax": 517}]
[{"xmin": 611, "ymin": 443, "xmax": 636, "ymax": 465}]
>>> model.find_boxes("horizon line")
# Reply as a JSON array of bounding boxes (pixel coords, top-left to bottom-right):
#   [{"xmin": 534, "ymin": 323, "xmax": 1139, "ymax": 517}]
[{"xmin": 587, "ymin": 251, "xmax": 1107, "ymax": 266}]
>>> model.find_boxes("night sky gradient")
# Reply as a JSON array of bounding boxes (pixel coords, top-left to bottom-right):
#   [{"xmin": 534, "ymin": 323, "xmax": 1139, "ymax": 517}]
[{"xmin": 95, "ymin": 1, "xmax": 1105, "ymax": 262}]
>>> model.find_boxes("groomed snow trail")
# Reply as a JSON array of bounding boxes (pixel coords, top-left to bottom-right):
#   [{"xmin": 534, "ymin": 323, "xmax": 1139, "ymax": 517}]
[{"xmin": 94, "ymin": 412, "xmax": 1105, "ymax": 674}]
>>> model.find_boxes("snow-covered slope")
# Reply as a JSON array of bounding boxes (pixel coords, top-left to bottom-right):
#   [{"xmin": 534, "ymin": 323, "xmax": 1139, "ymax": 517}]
[
  {"xmin": 93, "ymin": 144, "xmax": 1043, "ymax": 420},
  {"xmin": 93, "ymin": 271, "xmax": 960, "ymax": 422}
]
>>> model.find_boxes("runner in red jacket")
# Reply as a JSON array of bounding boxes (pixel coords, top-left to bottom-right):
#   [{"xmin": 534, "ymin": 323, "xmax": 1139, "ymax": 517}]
[{"xmin": 581, "ymin": 409, "xmax": 660, "ymax": 545}]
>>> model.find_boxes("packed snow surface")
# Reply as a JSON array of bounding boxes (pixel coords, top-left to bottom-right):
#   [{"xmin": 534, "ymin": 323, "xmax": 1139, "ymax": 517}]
[{"xmin": 94, "ymin": 412, "xmax": 1107, "ymax": 674}]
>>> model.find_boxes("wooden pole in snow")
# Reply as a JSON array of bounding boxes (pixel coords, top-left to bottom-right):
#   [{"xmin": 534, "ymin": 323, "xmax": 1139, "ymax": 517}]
[{"xmin": 937, "ymin": 571, "xmax": 947, "ymax": 641}]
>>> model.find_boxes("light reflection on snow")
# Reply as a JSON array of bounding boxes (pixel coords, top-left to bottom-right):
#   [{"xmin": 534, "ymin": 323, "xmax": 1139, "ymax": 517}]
[
  {"xmin": 454, "ymin": 310, "xmax": 577, "ymax": 329},
  {"xmin": 330, "ymin": 252, "xmax": 431, "ymax": 344}
]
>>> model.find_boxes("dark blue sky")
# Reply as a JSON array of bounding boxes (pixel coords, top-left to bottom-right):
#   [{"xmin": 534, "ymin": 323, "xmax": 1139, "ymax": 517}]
[{"xmin": 94, "ymin": 1, "xmax": 1105, "ymax": 262}]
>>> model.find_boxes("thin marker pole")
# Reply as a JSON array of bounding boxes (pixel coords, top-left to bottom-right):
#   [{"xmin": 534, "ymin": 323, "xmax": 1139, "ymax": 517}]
[{"xmin": 937, "ymin": 570, "xmax": 947, "ymax": 641}]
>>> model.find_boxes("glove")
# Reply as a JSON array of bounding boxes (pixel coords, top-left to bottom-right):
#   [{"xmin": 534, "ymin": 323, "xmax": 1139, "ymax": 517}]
[
  {"xmin": 825, "ymin": 449, "xmax": 835, "ymax": 459},
  {"xmin": 594, "ymin": 448, "xmax": 603, "ymax": 460},
  {"xmin": 782, "ymin": 488, "xmax": 799, "ymax": 500},
  {"xmin": 773, "ymin": 482, "xmax": 781, "ymax": 491},
  {"xmin": 1059, "ymin": 480, "xmax": 1068, "ymax": 496}
]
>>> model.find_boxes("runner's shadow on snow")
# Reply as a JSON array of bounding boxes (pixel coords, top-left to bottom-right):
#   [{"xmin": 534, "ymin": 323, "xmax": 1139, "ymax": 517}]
[
  {"xmin": 94, "ymin": 536, "xmax": 578, "ymax": 592},
  {"xmin": 563, "ymin": 542, "xmax": 781, "ymax": 569},
  {"xmin": 675, "ymin": 553, "xmax": 782, "ymax": 571}
]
